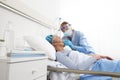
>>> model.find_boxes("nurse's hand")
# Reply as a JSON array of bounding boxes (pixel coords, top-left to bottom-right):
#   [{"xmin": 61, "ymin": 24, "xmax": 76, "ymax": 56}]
[{"xmin": 63, "ymin": 40, "xmax": 75, "ymax": 49}]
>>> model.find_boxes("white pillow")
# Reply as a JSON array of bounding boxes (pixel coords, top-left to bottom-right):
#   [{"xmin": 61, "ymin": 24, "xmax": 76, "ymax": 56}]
[{"xmin": 24, "ymin": 36, "xmax": 56, "ymax": 60}]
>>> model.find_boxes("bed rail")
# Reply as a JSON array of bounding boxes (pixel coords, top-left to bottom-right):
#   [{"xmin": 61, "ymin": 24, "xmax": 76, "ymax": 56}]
[{"xmin": 47, "ymin": 66, "xmax": 120, "ymax": 80}]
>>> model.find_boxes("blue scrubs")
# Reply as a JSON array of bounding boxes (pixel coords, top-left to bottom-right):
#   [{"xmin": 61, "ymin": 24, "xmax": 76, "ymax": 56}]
[{"xmin": 63, "ymin": 30, "xmax": 95, "ymax": 54}]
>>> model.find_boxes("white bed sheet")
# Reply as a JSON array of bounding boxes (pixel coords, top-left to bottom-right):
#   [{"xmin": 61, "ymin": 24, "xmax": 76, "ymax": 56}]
[{"xmin": 47, "ymin": 60, "xmax": 80, "ymax": 80}]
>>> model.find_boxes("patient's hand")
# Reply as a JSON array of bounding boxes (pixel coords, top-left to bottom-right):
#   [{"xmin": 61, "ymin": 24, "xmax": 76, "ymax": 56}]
[
  {"xmin": 88, "ymin": 54, "xmax": 102, "ymax": 60},
  {"xmin": 100, "ymin": 55, "xmax": 113, "ymax": 60},
  {"xmin": 88, "ymin": 54, "xmax": 113, "ymax": 60}
]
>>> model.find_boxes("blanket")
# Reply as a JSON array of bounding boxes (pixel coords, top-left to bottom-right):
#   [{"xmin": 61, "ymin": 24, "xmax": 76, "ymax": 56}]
[
  {"xmin": 80, "ymin": 59, "xmax": 120, "ymax": 80},
  {"xmin": 47, "ymin": 60, "xmax": 79, "ymax": 80}
]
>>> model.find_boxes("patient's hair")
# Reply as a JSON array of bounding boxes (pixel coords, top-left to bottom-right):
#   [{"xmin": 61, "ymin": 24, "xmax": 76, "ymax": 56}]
[{"xmin": 51, "ymin": 35, "xmax": 58, "ymax": 44}]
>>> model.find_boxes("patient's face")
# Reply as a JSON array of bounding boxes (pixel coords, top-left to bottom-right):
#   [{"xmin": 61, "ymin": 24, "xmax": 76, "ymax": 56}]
[{"xmin": 52, "ymin": 36, "xmax": 64, "ymax": 50}]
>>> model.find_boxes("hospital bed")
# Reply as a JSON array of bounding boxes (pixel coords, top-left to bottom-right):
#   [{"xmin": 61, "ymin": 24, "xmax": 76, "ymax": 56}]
[
  {"xmin": 1, "ymin": 1, "xmax": 120, "ymax": 80},
  {"xmin": 47, "ymin": 66, "xmax": 120, "ymax": 80},
  {"xmin": 23, "ymin": 36, "xmax": 120, "ymax": 80}
]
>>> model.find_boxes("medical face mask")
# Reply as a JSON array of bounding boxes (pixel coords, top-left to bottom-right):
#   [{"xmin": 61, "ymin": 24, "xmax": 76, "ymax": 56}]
[{"xmin": 64, "ymin": 29, "xmax": 72, "ymax": 37}]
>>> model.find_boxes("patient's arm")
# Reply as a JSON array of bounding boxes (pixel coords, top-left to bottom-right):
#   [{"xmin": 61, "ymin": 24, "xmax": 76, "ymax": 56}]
[
  {"xmin": 100, "ymin": 55, "xmax": 113, "ymax": 60},
  {"xmin": 56, "ymin": 51, "xmax": 96, "ymax": 70},
  {"xmin": 88, "ymin": 54, "xmax": 102, "ymax": 60},
  {"xmin": 88, "ymin": 54, "xmax": 113, "ymax": 60}
]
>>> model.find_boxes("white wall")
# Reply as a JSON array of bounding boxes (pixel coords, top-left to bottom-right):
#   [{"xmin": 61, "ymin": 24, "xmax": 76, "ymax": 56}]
[
  {"xmin": 60, "ymin": 0, "xmax": 120, "ymax": 59},
  {"xmin": 20, "ymin": 0, "xmax": 60, "ymax": 29},
  {"xmin": 0, "ymin": 0, "xmax": 60, "ymax": 51},
  {"xmin": 0, "ymin": 6, "xmax": 50, "ymax": 49}
]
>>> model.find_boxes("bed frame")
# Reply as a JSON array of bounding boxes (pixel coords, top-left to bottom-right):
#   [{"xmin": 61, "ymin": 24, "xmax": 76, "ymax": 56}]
[{"xmin": 47, "ymin": 66, "xmax": 120, "ymax": 80}]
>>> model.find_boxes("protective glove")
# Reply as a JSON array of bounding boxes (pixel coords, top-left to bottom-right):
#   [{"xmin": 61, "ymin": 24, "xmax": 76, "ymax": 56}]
[
  {"xmin": 76, "ymin": 46, "xmax": 87, "ymax": 53},
  {"xmin": 45, "ymin": 35, "xmax": 53, "ymax": 43},
  {"xmin": 63, "ymin": 40, "xmax": 87, "ymax": 53},
  {"xmin": 63, "ymin": 40, "xmax": 75, "ymax": 49}
]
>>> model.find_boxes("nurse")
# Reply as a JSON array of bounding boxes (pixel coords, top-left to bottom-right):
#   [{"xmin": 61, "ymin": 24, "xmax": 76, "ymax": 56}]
[{"xmin": 60, "ymin": 21, "xmax": 95, "ymax": 54}]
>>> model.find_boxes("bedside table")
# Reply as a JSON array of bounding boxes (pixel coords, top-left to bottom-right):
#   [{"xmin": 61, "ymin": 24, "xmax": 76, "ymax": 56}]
[{"xmin": 0, "ymin": 52, "xmax": 48, "ymax": 80}]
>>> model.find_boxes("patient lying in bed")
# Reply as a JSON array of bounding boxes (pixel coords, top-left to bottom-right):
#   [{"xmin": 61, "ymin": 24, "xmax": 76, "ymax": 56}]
[{"xmin": 46, "ymin": 35, "xmax": 120, "ymax": 80}]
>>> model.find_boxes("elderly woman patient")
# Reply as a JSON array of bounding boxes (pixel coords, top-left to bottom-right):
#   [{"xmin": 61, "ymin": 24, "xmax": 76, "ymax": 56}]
[{"xmin": 46, "ymin": 35, "xmax": 120, "ymax": 80}]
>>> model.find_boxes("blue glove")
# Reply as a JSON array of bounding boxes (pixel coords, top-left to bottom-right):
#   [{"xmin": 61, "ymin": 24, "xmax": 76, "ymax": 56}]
[
  {"xmin": 76, "ymin": 47, "xmax": 87, "ymax": 53},
  {"xmin": 63, "ymin": 40, "xmax": 75, "ymax": 49},
  {"xmin": 45, "ymin": 35, "xmax": 53, "ymax": 43}
]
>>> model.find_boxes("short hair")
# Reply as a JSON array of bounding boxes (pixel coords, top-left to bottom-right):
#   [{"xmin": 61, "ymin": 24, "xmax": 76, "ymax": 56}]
[
  {"xmin": 52, "ymin": 35, "xmax": 58, "ymax": 43},
  {"xmin": 60, "ymin": 21, "xmax": 69, "ymax": 27}
]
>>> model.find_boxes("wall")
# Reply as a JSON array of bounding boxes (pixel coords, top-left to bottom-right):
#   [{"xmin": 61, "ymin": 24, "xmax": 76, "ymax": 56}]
[
  {"xmin": 0, "ymin": 6, "xmax": 49, "ymax": 50},
  {"xmin": 0, "ymin": 0, "xmax": 60, "ymax": 51},
  {"xmin": 60, "ymin": 0, "xmax": 120, "ymax": 59},
  {"xmin": 20, "ymin": 0, "xmax": 60, "ymax": 29}
]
